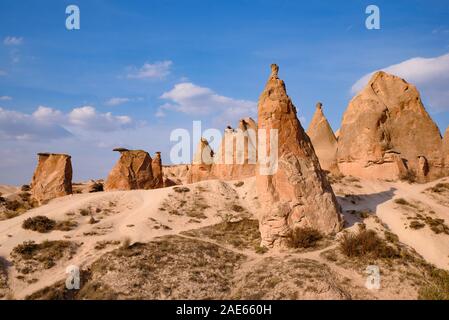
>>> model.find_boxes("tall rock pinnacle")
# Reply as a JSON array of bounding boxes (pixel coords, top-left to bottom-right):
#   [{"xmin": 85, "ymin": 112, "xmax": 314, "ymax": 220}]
[
  {"xmin": 307, "ymin": 102, "xmax": 339, "ymax": 173},
  {"xmin": 256, "ymin": 64, "xmax": 343, "ymax": 248}
]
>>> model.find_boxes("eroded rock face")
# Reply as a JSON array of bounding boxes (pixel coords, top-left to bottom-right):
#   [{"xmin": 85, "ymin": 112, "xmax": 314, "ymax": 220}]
[
  {"xmin": 105, "ymin": 149, "xmax": 154, "ymax": 191},
  {"xmin": 188, "ymin": 138, "xmax": 215, "ymax": 183},
  {"xmin": 151, "ymin": 152, "xmax": 164, "ymax": 189},
  {"xmin": 307, "ymin": 102, "xmax": 339, "ymax": 173},
  {"xmin": 256, "ymin": 64, "xmax": 343, "ymax": 248},
  {"xmin": 212, "ymin": 118, "xmax": 257, "ymax": 181},
  {"xmin": 338, "ymin": 71, "xmax": 444, "ymax": 182},
  {"xmin": 30, "ymin": 153, "xmax": 73, "ymax": 205}
]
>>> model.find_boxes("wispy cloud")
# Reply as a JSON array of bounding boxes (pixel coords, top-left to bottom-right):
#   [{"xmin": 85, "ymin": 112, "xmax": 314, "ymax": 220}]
[
  {"xmin": 0, "ymin": 96, "xmax": 12, "ymax": 101},
  {"xmin": 351, "ymin": 53, "xmax": 449, "ymax": 112},
  {"xmin": 3, "ymin": 36, "xmax": 23, "ymax": 46},
  {"xmin": 158, "ymin": 82, "xmax": 256, "ymax": 125},
  {"xmin": 0, "ymin": 70, "xmax": 7, "ymax": 76},
  {"xmin": 104, "ymin": 97, "xmax": 144, "ymax": 106},
  {"xmin": 127, "ymin": 60, "xmax": 172, "ymax": 80},
  {"xmin": 105, "ymin": 97, "xmax": 131, "ymax": 106}
]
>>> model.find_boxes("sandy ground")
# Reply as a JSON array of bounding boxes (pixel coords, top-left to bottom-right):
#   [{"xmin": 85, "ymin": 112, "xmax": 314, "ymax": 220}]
[
  {"xmin": 333, "ymin": 177, "xmax": 449, "ymax": 270},
  {"xmin": 1, "ymin": 175, "xmax": 449, "ymax": 299},
  {"xmin": 0, "ymin": 178, "xmax": 258, "ymax": 299}
]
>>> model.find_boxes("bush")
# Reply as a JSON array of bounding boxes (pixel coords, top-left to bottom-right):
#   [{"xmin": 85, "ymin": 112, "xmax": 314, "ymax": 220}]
[
  {"xmin": 289, "ymin": 227, "xmax": 323, "ymax": 249},
  {"xmin": 22, "ymin": 216, "xmax": 56, "ymax": 233},
  {"xmin": 394, "ymin": 198, "xmax": 411, "ymax": 206},
  {"xmin": 339, "ymin": 229, "xmax": 398, "ymax": 259},
  {"xmin": 428, "ymin": 183, "xmax": 449, "ymax": 193},
  {"xmin": 173, "ymin": 186, "xmax": 190, "ymax": 193},
  {"xmin": 410, "ymin": 221, "xmax": 425, "ymax": 230}
]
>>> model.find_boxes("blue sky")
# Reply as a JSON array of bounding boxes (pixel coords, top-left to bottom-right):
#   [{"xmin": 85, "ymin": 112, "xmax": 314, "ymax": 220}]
[{"xmin": 1, "ymin": 0, "xmax": 449, "ymax": 184}]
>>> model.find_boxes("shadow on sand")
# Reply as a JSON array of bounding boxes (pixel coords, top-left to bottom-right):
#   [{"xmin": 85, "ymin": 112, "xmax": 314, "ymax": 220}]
[{"xmin": 337, "ymin": 187, "xmax": 397, "ymax": 228}]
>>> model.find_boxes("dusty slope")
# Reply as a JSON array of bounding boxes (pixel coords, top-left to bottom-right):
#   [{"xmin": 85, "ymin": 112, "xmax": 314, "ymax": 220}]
[{"xmin": 1, "ymin": 176, "xmax": 449, "ymax": 300}]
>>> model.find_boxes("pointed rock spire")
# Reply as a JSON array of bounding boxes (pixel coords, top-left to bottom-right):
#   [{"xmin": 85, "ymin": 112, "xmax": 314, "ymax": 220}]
[
  {"xmin": 307, "ymin": 102, "xmax": 339, "ymax": 173},
  {"xmin": 256, "ymin": 64, "xmax": 343, "ymax": 248}
]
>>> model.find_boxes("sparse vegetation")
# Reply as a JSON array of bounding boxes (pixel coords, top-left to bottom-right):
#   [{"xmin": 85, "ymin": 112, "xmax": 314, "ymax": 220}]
[
  {"xmin": 419, "ymin": 269, "xmax": 449, "ymax": 300},
  {"xmin": 394, "ymin": 198, "xmax": 413, "ymax": 206},
  {"xmin": 173, "ymin": 186, "xmax": 190, "ymax": 193},
  {"xmin": 289, "ymin": 227, "xmax": 323, "ymax": 249},
  {"xmin": 22, "ymin": 216, "xmax": 78, "ymax": 233},
  {"xmin": 22, "ymin": 216, "xmax": 56, "ymax": 233},
  {"xmin": 79, "ymin": 208, "xmax": 90, "ymax": 216},
  {"xmin": 11, "ymin": 240, "xmax": 79, "ymax": 274},
  {"xmin": 181, "ymin": 219, "xmax": 261, "ymax": 250},
  {"xmin": 409, "ymin": 220, "xmax": 425, "ymax": 230},
  {"xmin": 339, "ymin": 229, "xmax": 399, "ymax": 259},
  {"xmin": 426, "ymin": 183, "xmax": 449, "ymax": 194}
]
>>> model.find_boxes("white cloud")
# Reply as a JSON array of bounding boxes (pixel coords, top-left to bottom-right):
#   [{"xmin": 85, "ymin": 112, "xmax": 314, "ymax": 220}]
[
  {"xmin": 3, "ymin": 36, "xmax": 23, "ymax": 46},
  {"xmin": 0, "ymin": 107, "xmax": 71, "ymax": 141},
  {"xmin": 0, "ymin": 106, "xmax": 134, "ymax": 141},
  {"xmin": 0, "ymin": 96, "xmax": 12, "ymax": 101},
  {"xmin": 105, "ymin": 97, "xmax": 131, "ymax": 106},
  {"xmin": 127, "ymin": 60, "xmax": 172, "ymax": 80},
  {"xmin": 0, "ymin": 70, "xmax": 7, "ymax": 76},
  {"xmin": 158, "ymin": 82, "xmax": 257, "ymax": 125},
  {"xmin": 351, "ymin": 53, "xmax": 449, "ymax": 112},
  {"xmin": 68, "ymin": 106, "xmax": 132, "ymax": 131}
]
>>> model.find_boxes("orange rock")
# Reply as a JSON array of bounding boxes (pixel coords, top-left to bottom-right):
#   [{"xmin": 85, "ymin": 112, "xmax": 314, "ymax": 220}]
[
  {"xmin": 105, "ymin": 148, "xmax": 154, "ymax": 190},
  {"xmin": 338, "ymin": 71, "xmax": 444, "ymax": 182},
  {"xmin": 151, "ymin": 152, "xmax": 164, "ymax": 189},
  {"xmin": 256, "ymin": 64, "xmax": 343, "ymax": 248},
  {"xmin": 30, "ymin": 153, "xmax": 73, "ymax": 205},
  {"xmin": 188, "ymin": 138, "xmax": 215, "ymax": 183},
  {"xmin": 212, "ymin": 118, "xmax": 257, "ymax": 181},
  {"xmin": 307, "ymin": 102, "xmax": 339, "ymax": 173}
]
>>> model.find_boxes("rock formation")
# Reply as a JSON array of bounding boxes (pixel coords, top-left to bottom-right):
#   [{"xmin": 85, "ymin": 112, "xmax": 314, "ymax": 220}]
[
  {"xmin": 30, "ymin": 153, "xmax": 73, "ymax": 205},
  {"xmin": 212, "ymin": 117, "xmax": 257, "ymax": 180},
  {"xmin": 188, "ymin": 138, "xmax": 215, "ymax": 183},
  {"xmin": 163, "ymin": 164, "xmax": 190, "ymax": 186},
  {"xmin": 443, "ymin": 127, "xmax": 449, "ymax": 171},
  {"xmin": 105, "ymin": 148, "xmax": 154, "ymax": 191},
  {"xmin": 337, "ymin": 71, "xmax": 443, "ymax": 182},
  {"xmin": 256, "ymin": 64, "xmax": 343, "ymax": 248},
  {"xmin": 151, "ymin": 152, "xmax": 164, "ymax": 189},
  {"xmin": 307, "ymin": 102, "xmax": 339, "ymax": 173}
]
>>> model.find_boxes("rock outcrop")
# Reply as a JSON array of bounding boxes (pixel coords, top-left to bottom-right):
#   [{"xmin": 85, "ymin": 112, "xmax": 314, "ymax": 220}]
[
  {"xmin": 443, "ymin": 127, "xmax": 449, "ymax": 171},
  {"xmin": 163, "ymin": 164, "xmax": 190, "ymax": 186},
  {"xmin": 212, "ymin": 118, "xmax": 257, "ymax": 181},
  {"xmin": 337, "ymin": 71, "xmax": 443, "ymax": 182},
  {"xmin": 188, "ymin": 138, "xmax": 215, "ymax": 183},
  {"xmin": 256, "ymin": 64, "xmax": 343, "ymax": 248},
  {"xmin": 151, "ymin": 152, "xmax": 164, "ymax": 189},
  {"xmin": 307, "ymin": 102, "xmax": 339, "ymax": 173},
  {"xmin": 105, "ymin": 148, "xmax": 154, "ymax": 191},
  {"xmin": 30, "ymin": 153, "xmax": 73, "ymax": 205}
]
